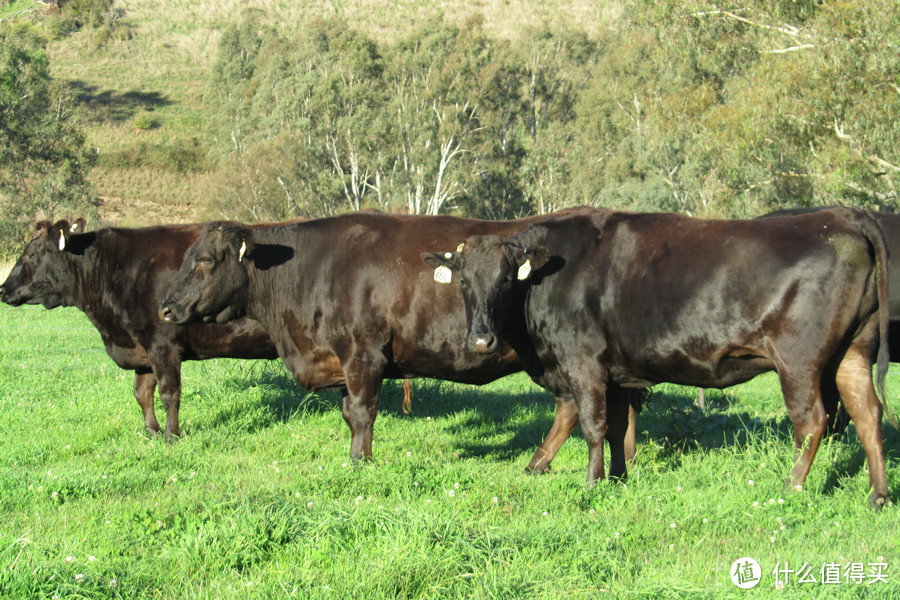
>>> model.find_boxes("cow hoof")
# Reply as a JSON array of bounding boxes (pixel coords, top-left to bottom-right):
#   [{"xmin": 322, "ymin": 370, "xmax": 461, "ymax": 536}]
[
  {"xmin": 869, "ymin": 494, "xmax": 890, "ymax": 511},
  {"xmin": 525, "ymin": 463, "xmax": 551, "ymax": 475}
]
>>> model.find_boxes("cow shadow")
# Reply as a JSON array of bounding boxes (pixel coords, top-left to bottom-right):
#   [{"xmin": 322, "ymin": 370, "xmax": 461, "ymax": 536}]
[{"xmin": 220, "ymin": 368, "xmax": 900, "ymax": 498}]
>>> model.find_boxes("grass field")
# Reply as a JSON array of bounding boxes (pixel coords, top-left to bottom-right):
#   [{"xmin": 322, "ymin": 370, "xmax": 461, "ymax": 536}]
[{"xmin": 1, "ymin": 303, "xmax": 899, "ymax": 599}]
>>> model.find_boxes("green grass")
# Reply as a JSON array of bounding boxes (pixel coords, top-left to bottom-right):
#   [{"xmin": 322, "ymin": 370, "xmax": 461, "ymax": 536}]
[{"xmin": 1, "ymin": 304, "xmax": 899, "ymax": 599}]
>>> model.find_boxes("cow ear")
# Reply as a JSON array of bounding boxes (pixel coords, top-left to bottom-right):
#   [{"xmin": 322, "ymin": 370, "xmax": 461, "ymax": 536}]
[
  {"xmin": 51, "ymin": 220, "xmax": 72, "ymax": 251},
  {"xmin": 235, "ymin": 227, "xmax": 255, "ymax": 262},
  {"xmin": 524, "ymin": 246, "xmax": 550, "ymax": 272},
  {"xmin": 514, "ymin": 245, "xmax": 549, "ymax": 280},
  {"xmin": 70, "ymin": 218, "xmax": 87, "ymax": 233},
  {"xmin": 32, "ymin": 221, "xmax": 53, "ymax": 241},
  {"xmin": 422, "ymin": 251, "xmax": 461, "ymax": 272}
]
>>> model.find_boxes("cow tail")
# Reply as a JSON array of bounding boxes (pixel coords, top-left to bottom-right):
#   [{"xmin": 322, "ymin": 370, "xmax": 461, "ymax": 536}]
[
  {"xmin": 862, "ymin": 211, "xmax": 897, "ymax": 428},
  {"xmin": 402, "ymin": 378, "xmax": 413, "ymax": 414}
]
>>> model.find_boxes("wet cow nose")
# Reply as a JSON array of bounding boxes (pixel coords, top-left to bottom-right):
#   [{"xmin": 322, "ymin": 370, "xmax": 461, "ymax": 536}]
[
  {"xmin": 469, "ymin": 333, "xmax": 497, "ymax": 354},
  {"xmin": 159, "ymin": 305, "xmax": 175, "ymax": 322}
]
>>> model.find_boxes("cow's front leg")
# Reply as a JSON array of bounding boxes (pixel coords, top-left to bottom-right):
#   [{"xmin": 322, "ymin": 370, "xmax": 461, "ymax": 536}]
[
  {"xmin": 565, "ymin": 367, "xmax": 613, "ymax": 484},
  {"xmin": 341, "ymin": 369, "xmax": 383, "ymax": 461},
  {"xmin": 153, "ymin": 358, "xmax": 182, "ymax": 441},
  {"xmin": 133, "ymin": 368, "xmax": 161, "ymax": 436}
]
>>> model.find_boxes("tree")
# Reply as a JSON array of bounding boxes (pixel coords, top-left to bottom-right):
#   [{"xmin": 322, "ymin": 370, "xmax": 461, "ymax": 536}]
[{"xmin": 0, "ymin": 22, "xmax": 96, "ymax": 256}]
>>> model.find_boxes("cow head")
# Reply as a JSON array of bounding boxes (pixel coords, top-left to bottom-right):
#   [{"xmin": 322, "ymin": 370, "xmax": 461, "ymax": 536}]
[
  {"xmin": 159, "ymin": 221, "xmax": 254, "ymax": 325},
  {"xmin": 422, "ymin": 234, "xmax": 549, "ymax": 354},
  {"xmin": 1, "ymin": 219, "xmax": 87, "ymax": 308}
]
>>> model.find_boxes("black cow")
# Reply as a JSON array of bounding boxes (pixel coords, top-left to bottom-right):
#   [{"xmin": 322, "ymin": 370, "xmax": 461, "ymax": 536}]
[
  {"xmin": 426, "ymin": 207, "xmax": 893, "ymax": 508},
  {"xmin": 158, "ymin": 211, "xmax": 641, "ymax": 475},
  {"xmin": 0, "ymin": 220, "xmax": 279, "ymax": 439}
]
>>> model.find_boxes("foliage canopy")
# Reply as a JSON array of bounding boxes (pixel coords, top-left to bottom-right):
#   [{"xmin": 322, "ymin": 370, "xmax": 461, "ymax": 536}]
[
  {"xmin": 201, "ymin": 1, "xmax": 900, "ymax": 222},
  {"xmin": 0, "ymin": 21, "xmax": 97, "ymax": 256}
]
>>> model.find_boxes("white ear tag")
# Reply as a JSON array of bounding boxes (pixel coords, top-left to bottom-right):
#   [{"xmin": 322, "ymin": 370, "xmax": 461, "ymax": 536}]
[
  {"xmin": 58, "ymin": 231, "xmax": 66, "ymax": 251},
  {"xmin": 517, "ymin": 259, "xmax": 532, "ymax": 280},
  {"xmin": 433, "ymin": 265, "xmax": 452, "ymax": 284},
  {"xmin": 238, "ymin": 241, "xmax": 247, "ymax": 262}
]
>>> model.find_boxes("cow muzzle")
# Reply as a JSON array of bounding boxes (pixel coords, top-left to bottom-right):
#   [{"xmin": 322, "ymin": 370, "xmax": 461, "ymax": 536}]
[
  {"xmin": 468, "ymin": 332, "xmax": 499, "ymax": 354},
  {"xmin": 158, "ymin": 299, "xmax": 189, "ymax": 325}
]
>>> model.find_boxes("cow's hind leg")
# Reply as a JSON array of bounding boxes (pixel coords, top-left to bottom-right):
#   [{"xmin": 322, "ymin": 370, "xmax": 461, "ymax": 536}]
[
  {"xmin": 134, "ymin": 368, "xmax": 161, "ymax": 436},
  {"xmin": 779, "ymin": 369, "xmax": 827, "ymax": 493},
  {"xmin": 835, "ymin": 346, "xmax": 889, "ymax": 509},
  {"xmin": 606, "ymin": 387, "xmax": 631, "ymax": 480},
  {"xmin": 526, "ymin": 395, "xmax": 579, "ymax": 474}
]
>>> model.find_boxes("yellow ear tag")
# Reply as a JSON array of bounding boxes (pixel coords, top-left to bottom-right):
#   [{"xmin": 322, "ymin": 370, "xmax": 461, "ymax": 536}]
[
  {"xmin": 58, "ymin": 231, "xmax": 66, "ymax": 251},
  {"xmin": 517, "ymin": 259, "xmax": 532, "ymax": 280},
  {"xmin": 433, "ymin": 265, "xmax": 452, "ymax": 284},
  {"xmin": 238, "ymin": 241, "xmax": 247, "ymax": 262}
]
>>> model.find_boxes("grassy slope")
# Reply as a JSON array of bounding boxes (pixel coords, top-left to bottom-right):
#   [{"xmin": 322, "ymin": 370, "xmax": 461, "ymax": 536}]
[
  {"xmin": 1, "ymin": 304, "xmax": 898, "ymax": 599},
  {"xmin": 42, "ymin": 0, "xmax": 620, "ymax": 226}
]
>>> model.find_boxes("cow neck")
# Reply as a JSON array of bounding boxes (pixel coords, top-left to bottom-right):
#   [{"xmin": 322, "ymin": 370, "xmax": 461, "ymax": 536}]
[
  {"xmin": 243, "ymin": 228, "xmax": 287, "ymax": 324},
  {"xmin": 68, "ymin": 230, "xmax": 133, "ymax": 318}
]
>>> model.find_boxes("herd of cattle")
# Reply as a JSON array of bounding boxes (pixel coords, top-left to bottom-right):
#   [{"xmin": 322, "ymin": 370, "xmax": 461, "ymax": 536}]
[{"xmin": 1, "ymin": 206, "xmax": 898, "ymax": 509}]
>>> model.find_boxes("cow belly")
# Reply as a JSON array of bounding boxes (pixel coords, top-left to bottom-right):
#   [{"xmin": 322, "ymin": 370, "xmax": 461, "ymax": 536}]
[
  {"xmin": 612, "ymin": 347, "xmax": 776, "ymax": 390},
  {"xmin": 278, "ymin": 344, "xmax": 345, "ymax": 391},
  {"xmin": 105, "ymin": 343, "xmax": 150, "ymax": 370}
]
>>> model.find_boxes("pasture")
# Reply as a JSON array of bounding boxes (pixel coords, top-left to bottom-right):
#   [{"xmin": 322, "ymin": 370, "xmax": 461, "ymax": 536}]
[{"xmin": 0, "ymin": 303, "xmax": 898, "ymax": 599}]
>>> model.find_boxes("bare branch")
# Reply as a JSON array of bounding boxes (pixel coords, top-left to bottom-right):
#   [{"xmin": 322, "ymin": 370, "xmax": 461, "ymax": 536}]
[
  {"xmin": 759, "ymin": 44, "xmax": 815, "ymax": 54},
  {"xmin": 693, "ymin": 10, "xmax": 810, "ymax": 39}
]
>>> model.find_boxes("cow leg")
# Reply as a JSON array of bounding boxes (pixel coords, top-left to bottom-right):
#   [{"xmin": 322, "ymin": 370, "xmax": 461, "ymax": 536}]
[
  {"xmin": 341, "ymin": 373, "xmax": 383, "ymax": 461},
  {"xmin": 606, "ymin": 387, "xmax": 631, "ymax": 480},
  {"xmin": 526, "ymin": 395, "xmax": 579, "ymax": 474},
  {"xmin": 565, "ymin": 366, "xmax": 614, "ymax": 484},
  {"xmin": 133, "ymin": 368, "xmax": 161, "ymax": 436},
  {"xmin": 779, "ymin": 370, "xmax": 827, "ymax": 493},
  {"xmin": 154, "ymin": 360, "xmax": 182, "ymax": 441},
  {"xmin": 623, "ymin": 390, "xmax": 640, "ymax": 464},
  {"xmin": 835, "ymin": 347, "xmax": 889, "ymax": 509}
]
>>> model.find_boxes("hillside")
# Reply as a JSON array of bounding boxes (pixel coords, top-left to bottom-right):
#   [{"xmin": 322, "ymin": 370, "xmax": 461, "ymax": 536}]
[
  {"xmin": 4, "ymin": 0, "xmax": 898, "ymax": 237},
  {"xmin": 42, "ymin": 0, "xmax": 617, "ymax": 226}
]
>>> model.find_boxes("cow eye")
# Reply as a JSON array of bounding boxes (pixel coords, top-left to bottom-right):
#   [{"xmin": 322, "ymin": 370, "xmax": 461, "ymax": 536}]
[{"xmin": 196, "ymin": 256, "xmax": 214, "ymax": 267}]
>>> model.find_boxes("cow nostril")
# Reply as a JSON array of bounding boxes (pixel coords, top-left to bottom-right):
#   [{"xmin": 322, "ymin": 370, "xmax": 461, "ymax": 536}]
[{"xmin": 470, "ymin": 334, "xmax": 497, "ymax": 354}]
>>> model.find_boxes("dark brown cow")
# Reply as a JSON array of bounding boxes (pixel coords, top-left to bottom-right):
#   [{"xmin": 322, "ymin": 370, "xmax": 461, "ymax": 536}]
[
  {"xmin": 762, "ymin": 209, "xmax": 900, "ymax": 435},
  {"xmin": 0, "ymin": 220, "xmax": 279, "ymax": 439},
  {"xmin": 426, "ymin": 207, "xmax": 893, "ymax": 508},
  {"xmin": 158, "ymin": 211, "xmax": 642, "ymax": 474}
]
